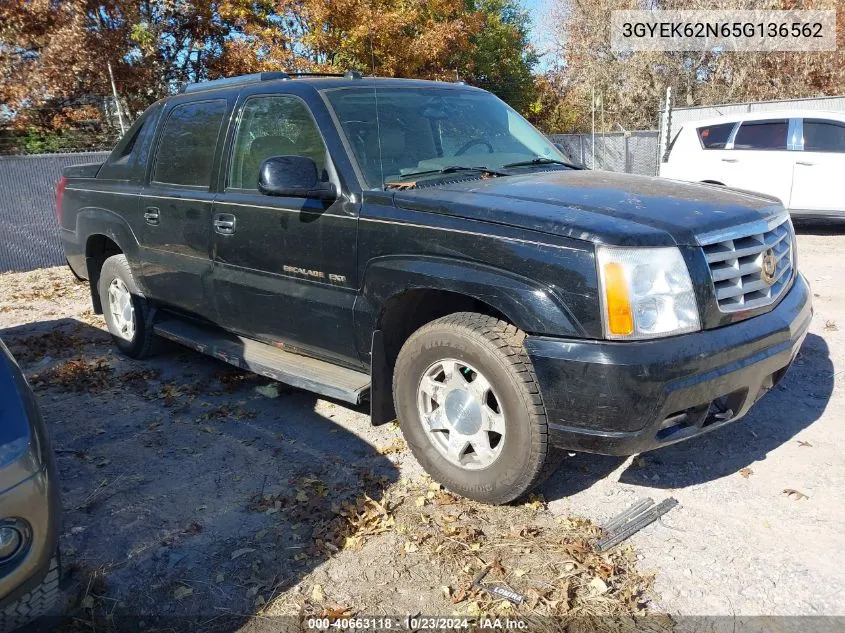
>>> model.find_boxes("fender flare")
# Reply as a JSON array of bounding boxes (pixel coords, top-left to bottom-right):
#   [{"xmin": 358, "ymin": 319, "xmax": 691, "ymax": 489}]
[{"xmin": 357, "ymin": 255, "xmax": 583, "ymax": 341}]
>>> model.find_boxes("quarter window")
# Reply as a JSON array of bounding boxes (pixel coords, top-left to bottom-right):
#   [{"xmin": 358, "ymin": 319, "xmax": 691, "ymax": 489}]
[
  {"xmin": 733, "ymin": 120, "xmax": 788, "ymax": 151},
  {"xmin": 98, "ymin": 105, "xmax": 159, "ymax": 180},
  {"xmin": 152, "ymin": 100, "xmax": 227, "ymax": 187},
  {"xmin": 697, "ymin": 123, "xmax": 735, "ymax": 149},
  {"xmin": 228, "ymin": 95, "xmax": 327, "ymax": 190},
  {"xmin": 803, "ymin": 119, "xmax": 845, "ymax": 153}
]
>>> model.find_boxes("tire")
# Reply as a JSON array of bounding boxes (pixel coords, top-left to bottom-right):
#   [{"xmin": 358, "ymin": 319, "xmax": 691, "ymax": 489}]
[
  {"xmin": 393, "ymin": 312, "xmax": 555, "ymax": 504},
  {"xmin": 98, "ymin": 254, "xmax": 159, "ymax": 359},
  {"xmin": 0, "ymin": 556, "xmax": 60, "ymax": 633}
]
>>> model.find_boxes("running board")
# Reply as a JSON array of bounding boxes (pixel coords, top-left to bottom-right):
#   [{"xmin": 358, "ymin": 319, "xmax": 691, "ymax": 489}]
[{"xmin": 153, "ymin": 318, "xmax": 370, "ymax": 405}]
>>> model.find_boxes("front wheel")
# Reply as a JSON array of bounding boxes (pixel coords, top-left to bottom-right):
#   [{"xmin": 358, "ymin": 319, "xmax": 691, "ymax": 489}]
[
  {"xmin": 393, "ymin": 313, "xmax": 558, "ymax": 504},
  {"xmin": 0, "ymin": 555, "xmax": 61, "ymax": 633}
]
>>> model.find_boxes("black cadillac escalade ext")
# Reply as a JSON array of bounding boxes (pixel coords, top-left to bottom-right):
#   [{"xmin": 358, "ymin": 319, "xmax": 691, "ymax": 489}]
[{"xmin": 58, "ymin": 72, "xmax": 812, "ymax": 504}]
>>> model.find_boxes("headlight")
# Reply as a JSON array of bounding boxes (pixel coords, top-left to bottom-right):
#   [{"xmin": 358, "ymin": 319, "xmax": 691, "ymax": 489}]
[{"xmin": 596, "ymin": 246, "xmax": 700, "ymax": 340}]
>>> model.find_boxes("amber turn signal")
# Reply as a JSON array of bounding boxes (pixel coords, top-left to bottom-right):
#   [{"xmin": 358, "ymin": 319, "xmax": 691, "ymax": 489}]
[{"xmin": 603, "ymin": 262, "xmax": 634, "ymax": 335}]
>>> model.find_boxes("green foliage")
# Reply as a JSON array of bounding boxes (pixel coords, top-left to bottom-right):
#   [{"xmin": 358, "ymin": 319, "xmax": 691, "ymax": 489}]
[{"xmin": 464, "ymin": 0, "xmax": 538, "ymax": 115}]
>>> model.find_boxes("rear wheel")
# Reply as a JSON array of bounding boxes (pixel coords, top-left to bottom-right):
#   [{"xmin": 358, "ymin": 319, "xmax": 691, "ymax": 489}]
[
  {"xmin": 98, "ymin": 255, "xmax": 159, "ymax": 359},
  {"xmin": 393, "ymin": 312, "xmax": 559, "ymax": 504}
]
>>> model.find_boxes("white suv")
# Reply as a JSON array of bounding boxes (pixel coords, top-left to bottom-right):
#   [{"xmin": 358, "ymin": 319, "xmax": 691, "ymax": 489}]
[{"xmin": 659, "ymin": 110, "xmax": 845, "ymax": 220}]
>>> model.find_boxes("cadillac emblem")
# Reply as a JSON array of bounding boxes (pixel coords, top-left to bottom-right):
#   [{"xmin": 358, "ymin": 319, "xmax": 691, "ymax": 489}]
[{"xmin": 761, "ymin": 248, "xmax": 777, "ymax": 286}]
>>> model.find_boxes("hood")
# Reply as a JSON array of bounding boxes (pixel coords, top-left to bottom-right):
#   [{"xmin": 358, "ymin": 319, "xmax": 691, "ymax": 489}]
[{"xmin": 390, "ymin": 170, "xmax": 785, "ymax": 247}]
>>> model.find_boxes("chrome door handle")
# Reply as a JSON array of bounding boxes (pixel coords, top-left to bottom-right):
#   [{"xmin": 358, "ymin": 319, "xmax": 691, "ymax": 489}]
[
  {"xmin": 214, "ymin": 213, "xmax": 236, "ymax": 235},
  {"xmin": 721, "ymin": 158, "xmax": 738, "ymax": 163},
  {"xmin": 796, "ymin": 161, "xmax": 815, "ymax": 166},
  {"xmin": 143, "ymin": 207, "xmax": 160, "ymax": 226}
]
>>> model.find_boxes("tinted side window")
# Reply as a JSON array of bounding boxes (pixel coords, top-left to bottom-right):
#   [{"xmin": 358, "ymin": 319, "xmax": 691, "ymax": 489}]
[
  {"xmin": 228, "ymin": 95, "xmax": 327, "ymax": 190},
  {"xmin": 98, "ymin": 105, "xmax": 159, "ymax": 180},
  {"xmin": 733, "ymin": 120, "xmax": 788, "ymax": 150},
  {"xmin": 153, "ymin": 100, "xmax": 227, "ymax": 187},
  {"xmin": 803, "ymin": 119, "xmax": 845, "ymax": 153},
  {"xmin": 697, "ymin": 123, "xmax": 735, "ymax": 149}
]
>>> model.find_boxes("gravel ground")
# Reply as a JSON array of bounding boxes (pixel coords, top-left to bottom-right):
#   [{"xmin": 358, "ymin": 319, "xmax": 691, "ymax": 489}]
[{"xmin": 1, "ymin": 228, "xmax": 843, "ymax": 629}]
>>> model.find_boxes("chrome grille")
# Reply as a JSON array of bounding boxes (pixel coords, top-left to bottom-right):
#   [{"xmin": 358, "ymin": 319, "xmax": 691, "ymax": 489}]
[{"xmin": 698, "ymin": 216, "xmax": 794, "ymax": 313}]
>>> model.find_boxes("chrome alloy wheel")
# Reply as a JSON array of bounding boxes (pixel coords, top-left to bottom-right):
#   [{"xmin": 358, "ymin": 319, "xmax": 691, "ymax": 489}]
[
  {"xmin": 416, "ymin": 358, "xmax": 506, "ymax": 470},
  {"xmin": 107, "ymin": 278, "xmax": 136, "ymax": 341}
]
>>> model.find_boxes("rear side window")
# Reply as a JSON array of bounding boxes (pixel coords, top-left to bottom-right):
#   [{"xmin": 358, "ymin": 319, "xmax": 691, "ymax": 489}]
[
  {"xmin": 697, "ymin": 123, "xmax": 735, "ymax": 149},
  {"xmin": 803, "ymin": 119, "xmax": 845, "ymax": 153},
  {"xmin": 733, "ymin": 120, "xmax": 788, "ymax": 151},
  {"xmin": 153, "ymin": 100, "xmax": 227, "ymax": 187},
  {"xmin": 98, "ymin": 105, "xmax": 160, "ymax": 180},
  {"xmin": 228, "ymin": 95, "xmax": 327, "ymax": 190}
]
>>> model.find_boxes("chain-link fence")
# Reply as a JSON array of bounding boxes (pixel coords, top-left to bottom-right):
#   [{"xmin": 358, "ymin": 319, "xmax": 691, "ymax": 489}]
[
  {"xmin": 0, "ymin": 152, "xmax": 110, "ymax": 273},
  {"xmin": 550, "ymin": 131, "xmax": 659, "ymax": 176}
]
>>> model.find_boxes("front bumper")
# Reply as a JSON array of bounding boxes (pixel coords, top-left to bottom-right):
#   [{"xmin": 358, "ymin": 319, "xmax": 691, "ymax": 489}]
[
  {"xmin": 0, "ymin": 464, "xmax": 59, "ymax": 608},
  {"xmin": 525, "ymin": 273, "xmax": 812, "ymax": 456}
]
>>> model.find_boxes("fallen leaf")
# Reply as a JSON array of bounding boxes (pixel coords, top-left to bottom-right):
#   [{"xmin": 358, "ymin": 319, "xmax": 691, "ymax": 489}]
[
  {"xmin": 513, "ymin": 568, "xmax": 527, "ymax": 578},
  {"xmin": 173, "ymin": 585, "xmax": 193, "ymax": 600},
  {"xmin": 404, "ymin": 541, "xmax": 418, "ymax": 554},
  {"xmin": 415, "ymin": 496, "xmax": 426, "ymax": 507},
  {"xmin": 311, "ymin": 584, "xmax": 325, "ymax": 603},
  {"xmin": 739, "ymin": 467, "xmax": 753, "ymax": 478},
  {"xmin": 230, "ymin": 548, "xmax": 256, "ymax": 560},
  {"xmin": 255, "ymin": 384, "xmax": 280, "ymax": 398},
  {"xmin": 589, "ymin": 577, "xmax": 609, "ymax": 595},
  {"xmin": 783, "ymin": 488, "xmax": 809, "ymax": 501}
]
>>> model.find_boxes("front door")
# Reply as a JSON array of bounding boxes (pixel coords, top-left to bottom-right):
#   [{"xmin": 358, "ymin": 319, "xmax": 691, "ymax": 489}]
[
  {"xmin": 789, "ymin": 118, "xmax": 845, "ymax": 214},
  {"xmin": 211, "ymin": 93, "xmax": 360, "ymax": 366},
  {"xmin": 136, "ymin": 98, "xmax": 228, "ymax": 319},
  {"xmin": 722, "ymin": 118, "xmax": 794, "ymax": 207}
]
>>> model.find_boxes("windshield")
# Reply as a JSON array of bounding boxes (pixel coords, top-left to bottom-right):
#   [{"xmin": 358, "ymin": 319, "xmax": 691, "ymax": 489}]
[{"xmin": 323, "ymin": 86, "xmax": 566, "ymax": 189}]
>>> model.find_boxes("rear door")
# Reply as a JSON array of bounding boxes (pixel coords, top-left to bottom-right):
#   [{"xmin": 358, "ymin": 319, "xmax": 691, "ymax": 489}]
[
  {"xmin": 136, "ymin": 98, "xmax": 228, "ymax": 318},
  {"xmin": 789, "ymin": 118, "xmax": 845, "ymax": 215},
  {"xmin": 211, "ymin": 92, "xmax": 360, "ymax": 365},
  {"xmin": 723, "ymin": 118, "xmax": 794, "ymax": 205},
  {"xmin": 690, "ymin": 121, "xmax": 738, "ymax": 184}
]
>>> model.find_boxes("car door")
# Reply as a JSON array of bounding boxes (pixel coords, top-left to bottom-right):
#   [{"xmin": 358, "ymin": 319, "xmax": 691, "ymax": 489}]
[
  {"xmin": 722, "ymin": 118, "xmax": 794, "ymax": 206},
  {"xmin": 789, "ymin": 118, "xmax": 845, "ymax": 215},
  {"xmin": 211, "ymin": 92, "xmax": 360, "ymax": 366},
  {"xmin": 136, "ymin": 98, "xmax": 228, "ymax": 319}
]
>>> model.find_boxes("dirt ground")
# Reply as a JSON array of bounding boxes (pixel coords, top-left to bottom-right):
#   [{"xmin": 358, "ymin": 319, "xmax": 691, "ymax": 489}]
[{"xmin": 1, "ymin": 227, "xmax": 844, "ymax": 631}]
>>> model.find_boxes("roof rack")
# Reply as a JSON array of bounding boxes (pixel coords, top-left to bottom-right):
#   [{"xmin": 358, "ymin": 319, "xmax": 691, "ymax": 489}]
[
  {"xmin": 181, "ymin": 72, "xmax": 290, "ymax": 93},
  {"xmin": 181, "ymin": 69, "xmax": 364, "ymax": 93}
]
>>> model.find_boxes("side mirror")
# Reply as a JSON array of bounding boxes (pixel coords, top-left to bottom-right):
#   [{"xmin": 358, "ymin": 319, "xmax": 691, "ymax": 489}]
[{"xmin": 257, "ymin": 156, "xmax": 337, "ymax": 200}]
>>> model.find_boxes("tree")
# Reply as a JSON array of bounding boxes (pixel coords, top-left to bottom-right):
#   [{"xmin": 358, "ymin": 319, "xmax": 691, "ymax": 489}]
[
  {"xmin": 540, "ymin": 0, "xmax": 845, "ymax": 132},
  {"xmin": 0, "ymin": 0, "xmax": 539, "ymax": 140}
]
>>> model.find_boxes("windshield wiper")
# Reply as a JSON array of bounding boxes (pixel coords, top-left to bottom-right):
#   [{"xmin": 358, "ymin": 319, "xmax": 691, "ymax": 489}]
[
  {"xmin": 503, "ymin": 157, "xmax": 584, "ymax": 170},
  {"xmin": 392, "ymin": 165, "xmax": 510, "ymax": 181}
]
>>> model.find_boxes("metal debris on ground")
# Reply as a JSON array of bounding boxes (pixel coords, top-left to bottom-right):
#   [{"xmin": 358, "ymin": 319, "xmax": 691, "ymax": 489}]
[
  {"xmin": 471, "ymin": 561, "xmax": 526, "ymax": 605},
  {"xmin": 596, "ymin": 497, "xmax": 679, "ymax": 552}
]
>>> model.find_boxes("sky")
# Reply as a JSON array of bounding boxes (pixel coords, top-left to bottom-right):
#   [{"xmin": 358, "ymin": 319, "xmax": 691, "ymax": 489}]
[{"xmin": 521, "ymin": 0, "xmax": 558, "ymax": 72}]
